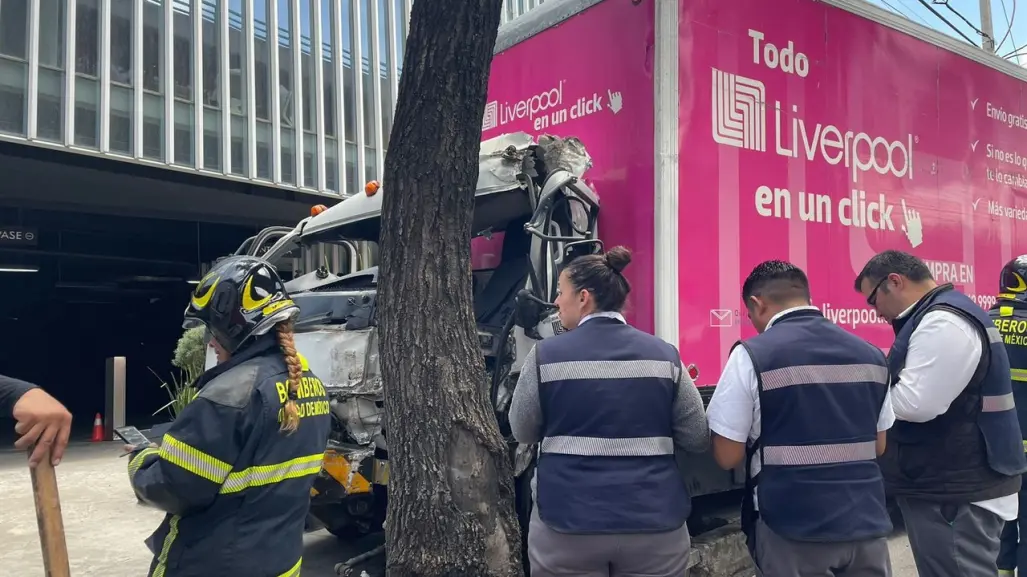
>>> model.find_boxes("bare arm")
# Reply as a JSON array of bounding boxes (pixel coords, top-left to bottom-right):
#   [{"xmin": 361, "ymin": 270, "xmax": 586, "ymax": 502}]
[
  {"xmin": 706, "ymin": 347, "xmax": 758, "ymax": 471},
  {"xmin": 711, "ymin": 433, "xmax": 747, "ymax": 470}
]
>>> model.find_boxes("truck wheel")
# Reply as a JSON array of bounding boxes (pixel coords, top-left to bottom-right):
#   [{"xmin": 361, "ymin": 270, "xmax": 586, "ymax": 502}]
[{"xmin": 327, "ymin": 524, "xmax": 372, "ymax": 540}]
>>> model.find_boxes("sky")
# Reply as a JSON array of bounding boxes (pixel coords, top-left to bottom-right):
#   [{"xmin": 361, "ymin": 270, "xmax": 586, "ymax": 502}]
[{"xmin": 866, "ymin": 0, "xmax": 1027, "ymax": 64}]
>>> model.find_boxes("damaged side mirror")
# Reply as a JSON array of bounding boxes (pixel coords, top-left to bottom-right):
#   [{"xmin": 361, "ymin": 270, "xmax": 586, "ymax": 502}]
[
  {"xmin": 515, "ymin": 289, "xmax": 555, "ymax": 338},
  {"xmin": 562, "ymin": 239, "xmax": 604, "ymax": 265}
]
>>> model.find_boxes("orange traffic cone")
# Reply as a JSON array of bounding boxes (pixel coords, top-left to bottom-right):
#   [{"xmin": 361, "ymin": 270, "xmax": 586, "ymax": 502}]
[{"xmin": 91, "ymin": 413, "xmax": 104, "ymax": 442}]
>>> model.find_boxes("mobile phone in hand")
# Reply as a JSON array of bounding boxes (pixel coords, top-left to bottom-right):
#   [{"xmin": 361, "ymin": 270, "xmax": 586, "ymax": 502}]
[{"xmin": 114, "ymin": 426, "xmax": 152, "ymax": 451}]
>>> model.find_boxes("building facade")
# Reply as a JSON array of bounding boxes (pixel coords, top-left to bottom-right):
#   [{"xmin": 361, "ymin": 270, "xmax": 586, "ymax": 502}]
[
  {"xmin": 0, "ymin": 0, "xmax": 542, "ymax": 199},
  {"xmin": 500, "ymin": 0, "xmax": 544, "ymax": 25}
]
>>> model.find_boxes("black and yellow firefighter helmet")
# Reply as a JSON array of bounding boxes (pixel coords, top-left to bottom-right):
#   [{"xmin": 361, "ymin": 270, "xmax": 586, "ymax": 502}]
[
  {"xmin": 183, "ymin": 256, "xmax": 299, "ymax": 354},
  {"xmin": 999, "ymin": 255, "xmax": 1027, "ymax": 302}
]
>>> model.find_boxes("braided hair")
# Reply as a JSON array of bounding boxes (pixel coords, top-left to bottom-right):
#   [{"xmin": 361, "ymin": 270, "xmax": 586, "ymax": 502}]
[{"xmin": 276, "ymin": 320, "xmax": 303, "ymax": 433}]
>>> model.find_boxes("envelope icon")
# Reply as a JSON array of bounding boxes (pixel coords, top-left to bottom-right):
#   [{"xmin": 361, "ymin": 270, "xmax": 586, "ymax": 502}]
[{"xmin": 710, "ymin": 309, "xmax": 734, "ymax": 328}]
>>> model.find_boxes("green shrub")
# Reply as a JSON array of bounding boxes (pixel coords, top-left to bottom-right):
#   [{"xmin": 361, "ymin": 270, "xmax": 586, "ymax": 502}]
[{"xmin": 152, "ymin": 327, "xmax": 208, "ymax": 420}]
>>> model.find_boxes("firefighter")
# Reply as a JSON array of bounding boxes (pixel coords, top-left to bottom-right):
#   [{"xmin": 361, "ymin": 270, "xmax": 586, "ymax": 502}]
[
  {"xmin": 991, "ymin": 255, "xmax": 1027, "ymax": 576},
  {"xmin": 126, "ymin": 256, "xmax": 330, "ymax": 577}
]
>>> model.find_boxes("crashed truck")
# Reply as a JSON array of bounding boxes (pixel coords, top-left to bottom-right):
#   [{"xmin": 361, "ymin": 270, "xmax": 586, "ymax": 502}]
[{"xmin": 208, "ymin": 132, "xmax": 742, "ymax": 541}]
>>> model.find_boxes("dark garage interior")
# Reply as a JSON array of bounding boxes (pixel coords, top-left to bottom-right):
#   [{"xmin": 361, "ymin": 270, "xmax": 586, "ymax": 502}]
[
  {"xmin": 0, "ymin": 207, "xmax": 259, "ymax": 438},
  {"xmin": 0, "ymin": 141, "xmax": 323, "ymax": 442}
]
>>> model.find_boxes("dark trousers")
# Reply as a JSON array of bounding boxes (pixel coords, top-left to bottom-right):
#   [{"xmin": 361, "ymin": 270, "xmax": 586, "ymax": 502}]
[
  {"xmin": 897, "ymin": 497, "xmax": 1004, "ymax": 577},
  {"xmin": 998, "ymin": 474, "xmax": 1027, "ymax": 574}
]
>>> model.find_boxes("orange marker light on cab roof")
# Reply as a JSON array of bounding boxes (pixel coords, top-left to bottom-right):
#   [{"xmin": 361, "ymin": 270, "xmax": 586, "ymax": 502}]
[
  {"xmin": 365, "ymin": 180, "xmax": 380, "ymax": 197},
  {"xmin": 310, "ymin": 204, "xmax": 328, "ymax": 217}
]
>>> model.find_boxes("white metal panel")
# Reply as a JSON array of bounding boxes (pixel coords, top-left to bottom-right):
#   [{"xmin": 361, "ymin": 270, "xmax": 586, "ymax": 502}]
[
  {"xmin": 384, "ymin": 0, "xmax": 398, "ymax": 116},
  {"xmin": 368, "ymin": 0, "xmax": 383, "ymax": 180},
  {"xmin": 26, "ymin": 0, "xmax": 40, "ymax": 139},
  {"xmin": 311, "ymin": 0, "xmax": 325, "ymax": 191},
  {"xmin": 100, "ymin": 0, "xmax": 112, "ymax": 152},
  {"xmin": 219, "ymin": 0, "xmax": 230, "ymax": 172},
  {"xmin": 243, "ymin": 0, "xmax": 256, "ymax": 178},
  {"xmin": 351, "ymin": 0, "xmax": 366, "ymax": 188},
  {"xmin": 163, "ymin": 0, "xmax": 174, "ymax": 162},
  {"xmin": 331, "ymin": 0, "xmax": 345, "ymax": 195},
  {"xmin": 290, "ymin": 0, "xmax": 303, "ymax": 186},
  {"xmin": 132, "ymin": 0, "xmax": 144, "ymax": 157},
  {"xmin": 192, "ymin": 0, "xmax": 203, "ymax": 168},
  {"xmin": 653, "ymin": 0, "xmax": 678, "ymax": 347},
  {"xmin": 269, "ymin": 0, "xmax": 281, "ymax": 182},
  {"xmin": 64, "ymin": 0, "xmax": 78, "ymax": 147}
]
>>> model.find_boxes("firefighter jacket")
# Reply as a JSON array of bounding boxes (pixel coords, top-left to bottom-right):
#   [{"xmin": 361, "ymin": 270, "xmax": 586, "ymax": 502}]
[
  {"xmin": 127, "ymin": 335, "xmax": 331, "ymax": 577},
  {"xmin": 989, "ymin": 299, "xmax": 1027, "ymax": 448}
]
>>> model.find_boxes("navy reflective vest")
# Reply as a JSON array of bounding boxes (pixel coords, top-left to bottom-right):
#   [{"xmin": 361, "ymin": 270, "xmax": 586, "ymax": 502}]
[
  {"xmin": 739, "ymin": 309, "xmax": 892, "ymax": 542},
  {"xmin": 988, "ymin": 299, "xmax": 1027, "ymax": 449},
  {"xmin": 534, "ymin": 316, "xmax": 690, "ymax": 534},
  {"xmin": 883, "ymin": 284, "xmax": 1025, "ymax": 502}
]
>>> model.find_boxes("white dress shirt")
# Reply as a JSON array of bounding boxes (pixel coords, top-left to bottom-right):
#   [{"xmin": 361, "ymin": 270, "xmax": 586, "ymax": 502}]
[
  {"xmin": 577, "ymin": 311, "xmax": 626, "ymax": 326},
  {"xmin": 705, "ymin": 306, "xmax": 896, "ymax": 510},
  {"xmin": 887, "ymin": 301, "xmax": 1017, "ymax": 521}
]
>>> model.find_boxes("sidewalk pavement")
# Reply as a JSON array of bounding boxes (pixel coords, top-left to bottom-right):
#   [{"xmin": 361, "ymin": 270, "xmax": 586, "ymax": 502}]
[
  {"xmin": 0, "ymin": 441, "xmax": 919, "ymax": 577},
  {"xmin": 0, "ymin": 441, "xmax": 362, "ymax": 576}
]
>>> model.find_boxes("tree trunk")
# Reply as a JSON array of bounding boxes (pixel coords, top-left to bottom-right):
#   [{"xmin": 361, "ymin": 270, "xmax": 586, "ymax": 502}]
[{"xmin": 377, "ymin": 1, "xmax": 520, "ymax": 576}]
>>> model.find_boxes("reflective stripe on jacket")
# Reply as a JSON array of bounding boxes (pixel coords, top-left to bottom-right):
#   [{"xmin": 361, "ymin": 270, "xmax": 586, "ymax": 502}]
[
  {"xmin": 740, "ymin": 308, "xmax": 892, "ymax": 542},
  {"xmin": 884, "ymin": 284, "xmax": 1025, "ymax": 502},
  {"xmin": 989, "ymin": 300, "xmax": 1027, "ymax": 448},
  {"xmin": 534, "ymin": 316, "xmax": 691, "ymax": 534},
  {"xmin": 128, "ymin": 336, "xmax": 331, "ymax": 577}
]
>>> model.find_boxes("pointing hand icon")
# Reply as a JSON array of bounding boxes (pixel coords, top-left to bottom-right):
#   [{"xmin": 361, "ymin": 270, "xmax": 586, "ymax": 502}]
[
  {"xmin": 901, "ymin": 199, "xmax": 923, "ymax": 249},
  {"xmin": 607, "ymin": 90, "xmax": 623, "ymax": 114}
]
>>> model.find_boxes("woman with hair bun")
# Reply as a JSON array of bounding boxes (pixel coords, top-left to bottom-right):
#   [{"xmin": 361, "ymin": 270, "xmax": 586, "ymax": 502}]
[{"xmin": 509, "ymin": 245, "xmax": 710, "ymax": 577}]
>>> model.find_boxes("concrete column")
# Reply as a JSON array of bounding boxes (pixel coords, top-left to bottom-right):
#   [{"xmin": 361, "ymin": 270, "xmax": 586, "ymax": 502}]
[{"xmin": 104, "ymin": 356, "xmax": 126, "ymax": 441}]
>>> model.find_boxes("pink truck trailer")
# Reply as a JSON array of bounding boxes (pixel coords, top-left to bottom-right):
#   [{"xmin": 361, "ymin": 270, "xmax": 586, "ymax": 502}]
[{"xmin": 485, "ymin": 0, "xmax": 1027, "ymax": 393}]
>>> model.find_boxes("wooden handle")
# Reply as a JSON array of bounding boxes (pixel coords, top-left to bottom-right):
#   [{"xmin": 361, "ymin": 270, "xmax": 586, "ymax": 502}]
[{"xmin": 30, "ymin": 449, "xmax": 71, "ymax": 577}]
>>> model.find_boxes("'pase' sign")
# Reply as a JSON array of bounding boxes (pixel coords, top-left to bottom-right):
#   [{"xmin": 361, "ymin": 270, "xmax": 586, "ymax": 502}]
[{"xmin": 0, "ymin": 227, "xmax": 38, "ymax": 246}]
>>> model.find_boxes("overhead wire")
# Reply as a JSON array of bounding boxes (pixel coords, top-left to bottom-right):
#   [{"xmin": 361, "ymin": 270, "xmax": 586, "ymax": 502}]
[
  {"xmin": 939, "ymin": 0, "xmax": 992, "ymax": 44},
  {"xmin": 915, "ymin": 0, "xmax": 979, "ymax": 45},
  {"xmin": 1004, "ymin": 45, "xmax": 1027, "ymax": 59},
  {"xmin": 997, "ymin": 0, "xmax": 1017, "ymax": 52},
  {"xmin": 880, "ymin": 0, "xmax": 913, "ymax": 18},
  {"xmin": 896, "ymin": 0, "xmax": 934, "ymax": 26}
]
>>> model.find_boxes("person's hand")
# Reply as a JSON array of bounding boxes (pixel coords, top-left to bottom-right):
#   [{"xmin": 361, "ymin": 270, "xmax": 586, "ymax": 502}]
[
  {"xmin": 123, "ymin": 443, "xmax": 157, "ymax": 453},
  {"xmin": 12, "ymin": 388, "xmax": 73, "ymax": 468}
]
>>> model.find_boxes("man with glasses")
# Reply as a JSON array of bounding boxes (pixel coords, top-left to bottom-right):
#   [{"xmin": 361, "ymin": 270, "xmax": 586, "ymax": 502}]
[{"xmin": 855, "ymin": 250, "xmax": 1026, "ymax": 577}]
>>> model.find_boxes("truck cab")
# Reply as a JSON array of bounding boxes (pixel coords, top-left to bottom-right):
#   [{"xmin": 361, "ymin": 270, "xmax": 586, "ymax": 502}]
[
  {"xmin": 218, "ymin": 132, "xmax": 740, "ymax": 540},
  {"xmin": 273, "ymin": 132, "xmax": 597, "ymax": 459}
]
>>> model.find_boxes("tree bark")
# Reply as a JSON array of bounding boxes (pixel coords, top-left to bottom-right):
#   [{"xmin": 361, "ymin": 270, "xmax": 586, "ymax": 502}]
[{"xmin": 377, "ymin": 1, "xmax": 520, "ymax": 576}]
